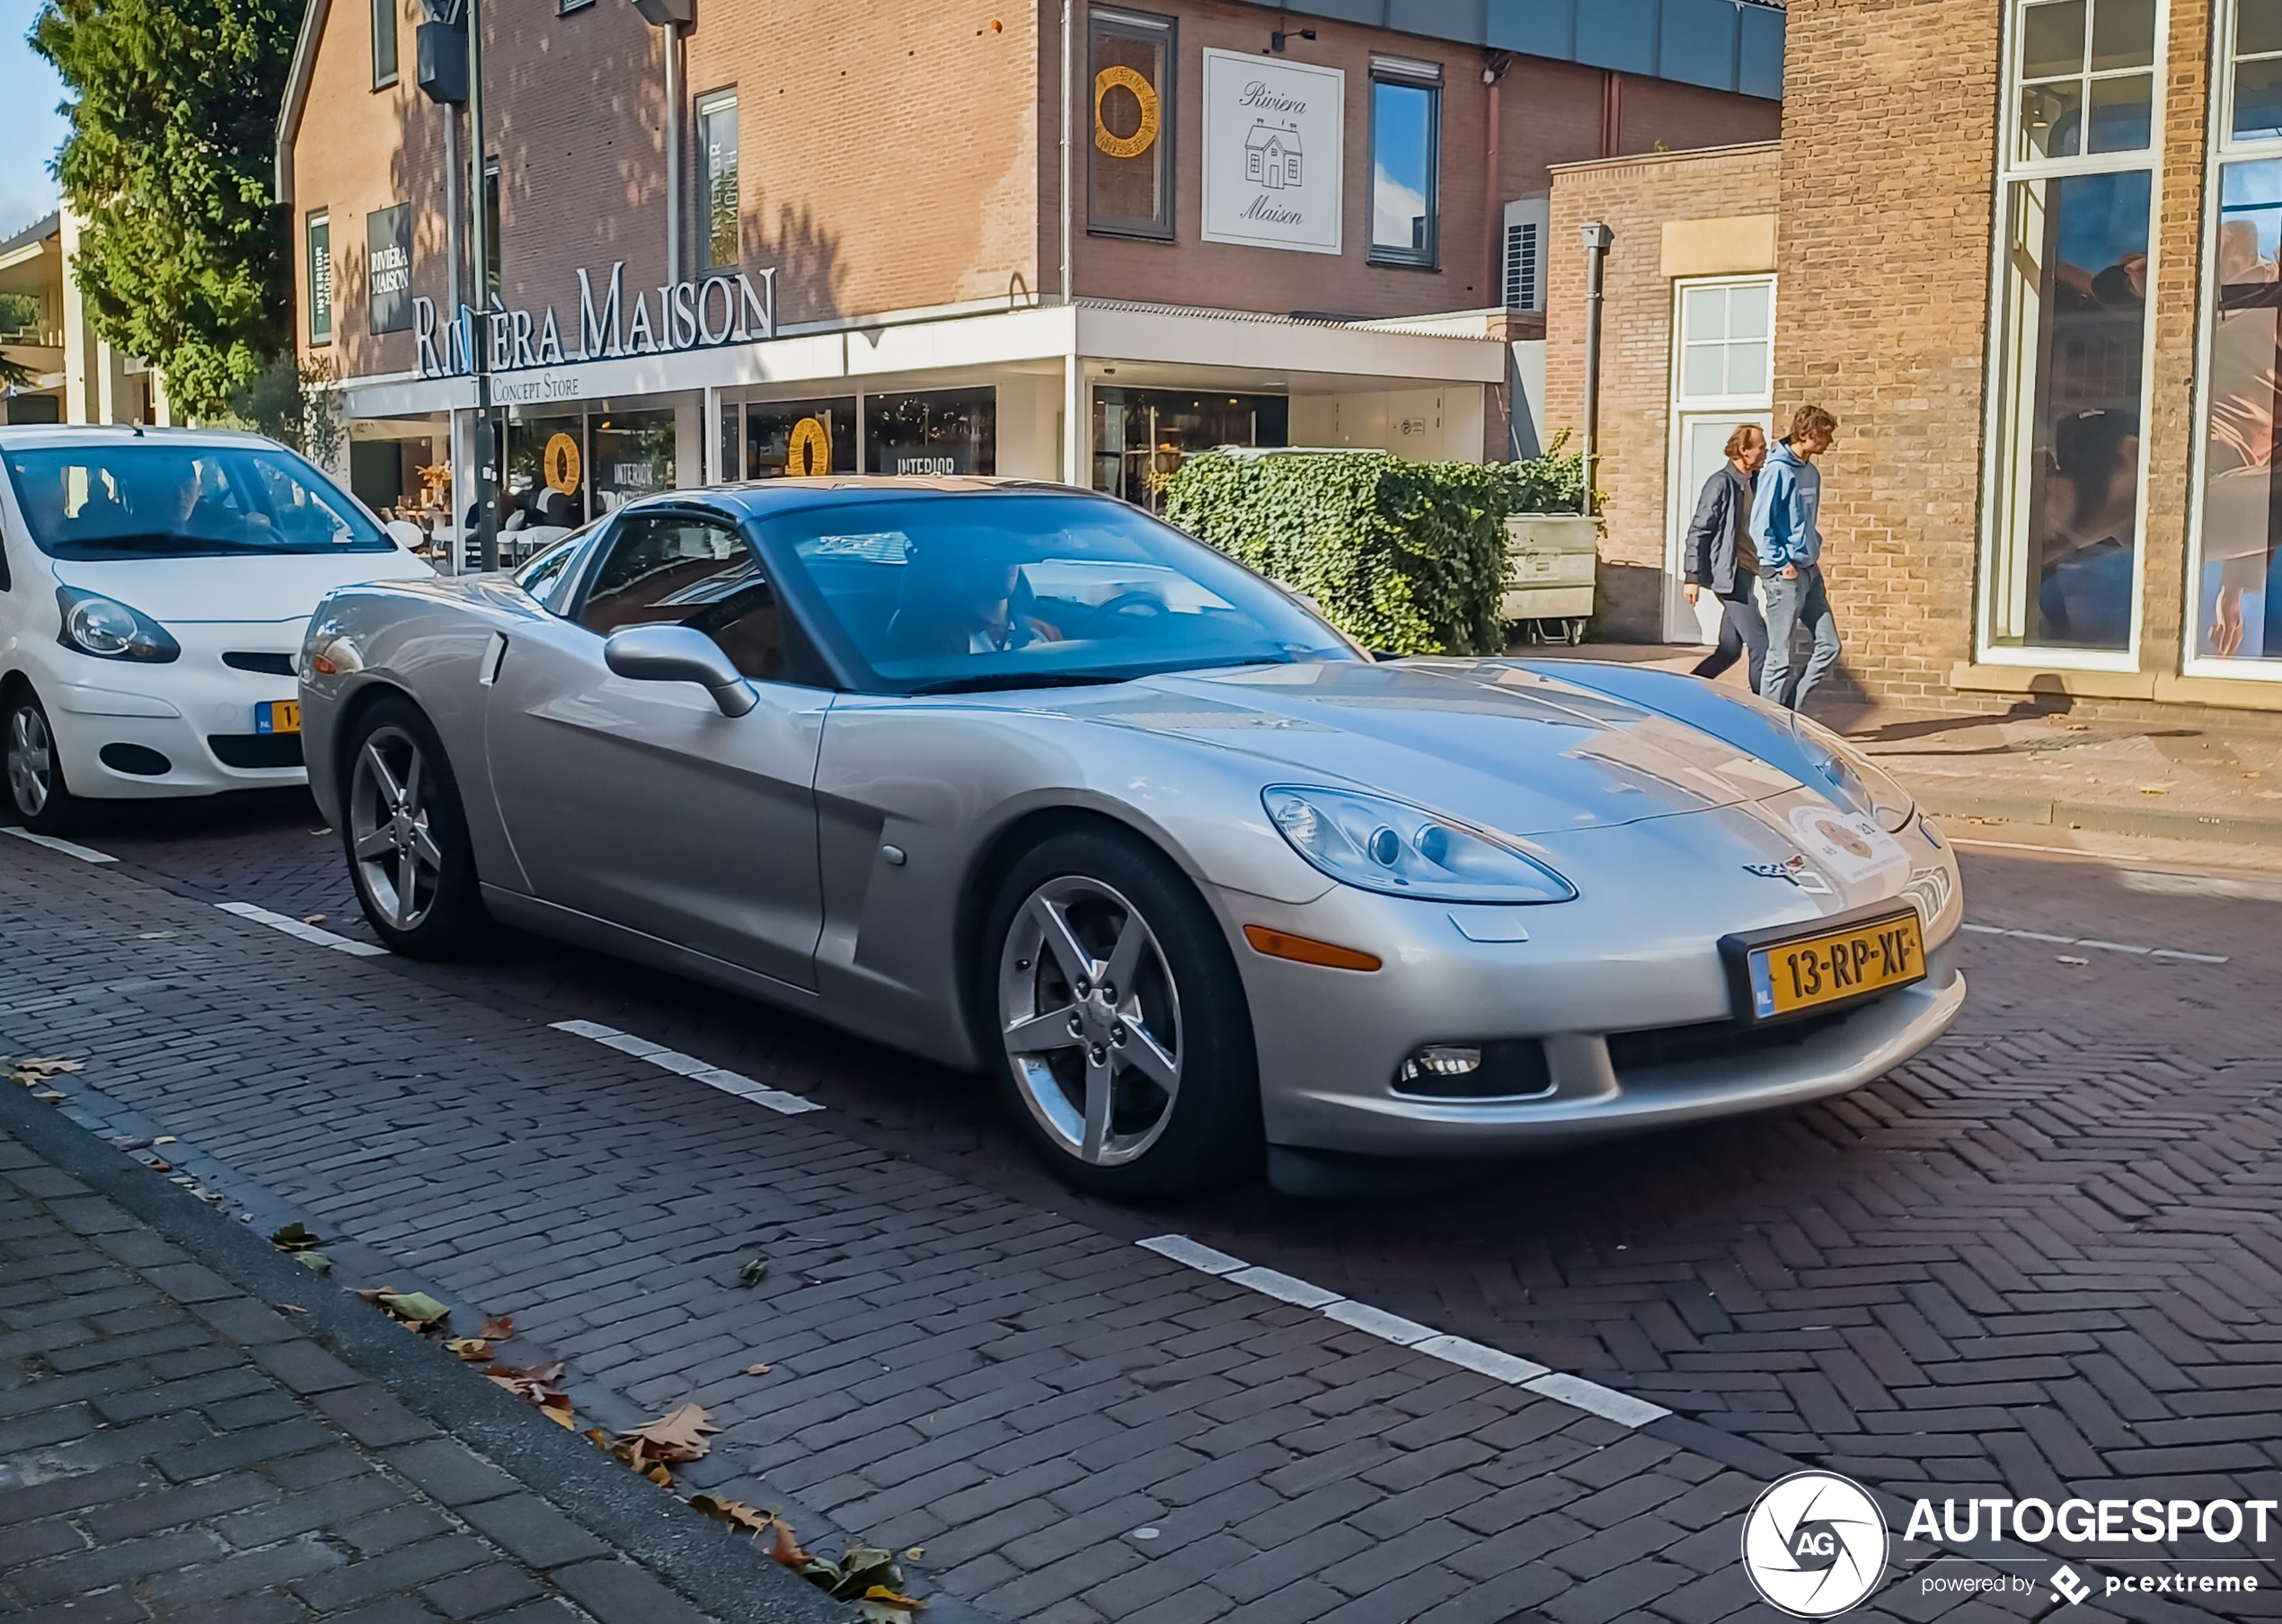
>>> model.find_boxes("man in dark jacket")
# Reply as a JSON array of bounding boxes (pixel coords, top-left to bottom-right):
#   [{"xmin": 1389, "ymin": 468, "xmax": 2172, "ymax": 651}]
[{"xmin": 1683, "ymin": 423, "xmax": 1768, "ymax": 688}]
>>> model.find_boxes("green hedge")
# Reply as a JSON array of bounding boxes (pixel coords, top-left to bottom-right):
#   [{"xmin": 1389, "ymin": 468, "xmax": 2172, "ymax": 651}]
[{"xmin": 1160, "ymin": 441, "xmax": 1588, "ymax": 656}]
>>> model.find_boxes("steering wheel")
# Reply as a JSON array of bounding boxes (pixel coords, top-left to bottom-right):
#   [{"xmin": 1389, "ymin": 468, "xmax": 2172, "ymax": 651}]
[{"xmin": 1079, "ymin": 591, "xmax": 1168, "ymax": 639}]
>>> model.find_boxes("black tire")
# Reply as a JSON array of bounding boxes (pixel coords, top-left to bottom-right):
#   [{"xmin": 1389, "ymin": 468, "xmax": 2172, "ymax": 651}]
[
  {"xmin": 338, "ymin": 695, "xmax": 489, "ymax": 957},
  {"xmin": 4, "ymin": 684, "xmax": 82, "ymax": 835},
  {"xmin": 980, "ymin": 827, "xmax": 1261, "ymax": 1201}
]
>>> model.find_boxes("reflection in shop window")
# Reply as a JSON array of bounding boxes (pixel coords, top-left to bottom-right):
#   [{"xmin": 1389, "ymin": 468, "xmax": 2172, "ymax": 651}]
[
  {"xmin": 865, "ymin": 390, "xmax": 995, "ymax": 477},
  {"xmin": 590, "ymin": 410, "xmax": 677, "ymax": 512},
  {"xmin": 747, "ymin": 400, "xmax": 856, "ymax": 477},
  {"xmin": 1090, "ymin": 389, "xmax": 1288, "ymax": 513}
]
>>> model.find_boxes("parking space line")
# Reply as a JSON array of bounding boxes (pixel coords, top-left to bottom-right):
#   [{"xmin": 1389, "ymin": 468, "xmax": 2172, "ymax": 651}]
[
  {"xmin": 4, "ymin": 827, "xmax": 117, "ymax": 864},
  {"xmin": 1140, "ymin": 1232, "xmax": 1669, "ymax": 1428},
  {"xmin": 547, "ymin": 1019, "xmax": 823, "ymax": 1115},
  {"xmin": 213, "ymin": 901, "xmax": 389, "ymax": 957},
  {"xmin": 1961, "ymin": 922, "xmax": 2229, "ymax": 964}
]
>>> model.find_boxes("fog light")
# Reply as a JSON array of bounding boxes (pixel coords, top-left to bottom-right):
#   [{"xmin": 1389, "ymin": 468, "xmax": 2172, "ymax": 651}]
[{"xmin": 1400, "ymin": 1045, "xmax": 1482, "ymax": 1084}]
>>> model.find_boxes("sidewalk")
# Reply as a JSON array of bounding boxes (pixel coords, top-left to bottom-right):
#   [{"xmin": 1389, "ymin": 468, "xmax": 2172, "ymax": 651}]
[
  {"xmin": 0, "ymin": 1106, "xmax": 842, "ymax": 1624},
  {"xmin": 1526, "ymin": 642, "xmax": 2282, "ymax": 848}
]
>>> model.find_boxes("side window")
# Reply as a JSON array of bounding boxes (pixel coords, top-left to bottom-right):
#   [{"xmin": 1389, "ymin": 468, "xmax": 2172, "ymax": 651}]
[
  {"xmin": 577, "ymin": 514, "xmax": 789, "ymax": 682},
  {"xmin": 514, "ymin": 531, "xmax": 586, "ymax": 613}
]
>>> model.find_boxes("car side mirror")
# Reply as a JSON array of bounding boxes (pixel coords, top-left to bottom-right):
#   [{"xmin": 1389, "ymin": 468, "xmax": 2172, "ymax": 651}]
[{"xmin": 602, "ymin": 624, "xmax": 758, "ymax": 717}]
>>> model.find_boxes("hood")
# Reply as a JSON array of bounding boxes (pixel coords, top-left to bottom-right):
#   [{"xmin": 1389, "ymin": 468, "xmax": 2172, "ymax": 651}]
[
  {"xmin": 49, "ymin": 548, "xmax": 433, "ymax": 625},
  {"xmin": 1041, "ymin": 658, "xmax": 1814, "ymax": 839}
]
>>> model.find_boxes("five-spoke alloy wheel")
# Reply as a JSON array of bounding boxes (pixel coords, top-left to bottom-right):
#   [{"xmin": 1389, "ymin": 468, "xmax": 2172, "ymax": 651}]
[
  {"xmin": 341, "ymin": 697, "xmax": 485, "ymax": 955},
  {"xmin": 4, "ymin": 687, "xmax": 78, "ymax": 834},
  {"xmin": 985, "ymin": 828, "xmax": 1260, "ymax": 1199}
]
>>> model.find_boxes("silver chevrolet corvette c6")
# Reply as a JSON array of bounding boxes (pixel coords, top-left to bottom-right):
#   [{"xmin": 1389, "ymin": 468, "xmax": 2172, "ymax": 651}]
[{"xmin": 298, "ymin": 478, "xmax": 1966, "ymax": 1200}]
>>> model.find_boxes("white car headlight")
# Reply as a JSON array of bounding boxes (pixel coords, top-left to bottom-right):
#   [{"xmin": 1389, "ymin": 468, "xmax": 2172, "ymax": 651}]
[
  {"xmin": 56, "ymin": 587, "xmax": 181, "ymax": 664},
  {"xmin": 1263, "ymin": 787, "xmax": 1577, "ymax": 905},
  {"xmin": 1790, "ymin": 712, "xmax": 1914, "ymax": 833}
]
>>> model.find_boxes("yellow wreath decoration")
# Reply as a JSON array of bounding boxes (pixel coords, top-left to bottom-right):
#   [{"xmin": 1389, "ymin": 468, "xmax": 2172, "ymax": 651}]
[
  {"xmin": 786, "ymin": 415, "xmax": 831, "ymax": 477},
  {"xmin": 544, "ymin": 432, "xmax": 581, "ymax": 496},
  {"xmin": 1093, "ymin": 65, "xmax": 1160, "ymax": 161}
]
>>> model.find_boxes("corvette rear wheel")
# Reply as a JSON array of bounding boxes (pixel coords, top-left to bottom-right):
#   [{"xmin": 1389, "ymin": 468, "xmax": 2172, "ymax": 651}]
[
  {"xmin": 5, "ymin": 687, "xmax": 80, "ymax": 835},
  {"xmin": 987, "ymin": 829, "xmax": 1260, "ymax": 1200},
  {"xmin": 342, "ymin": 698, "xmax": 487, "ymax": 957}
]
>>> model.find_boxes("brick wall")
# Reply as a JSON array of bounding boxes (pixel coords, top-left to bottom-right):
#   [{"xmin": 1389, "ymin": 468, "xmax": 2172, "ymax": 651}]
[
  {"xmin": 294, "ymin": 3, "xmax": 1780, "ymax": 383},
  {"xmin": 1546, "ymin": 143, "xmax": 1780, "ymax": 640}
]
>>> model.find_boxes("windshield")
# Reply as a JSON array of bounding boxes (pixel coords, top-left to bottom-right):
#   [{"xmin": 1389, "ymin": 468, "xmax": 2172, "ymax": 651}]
[
  {"xmin": 758, "ymin": 493, "xmax": 1359, "ymax": 693},
  {"xmin": 3, "ymin": 442, "xmax": 391, "ymax": 560}
]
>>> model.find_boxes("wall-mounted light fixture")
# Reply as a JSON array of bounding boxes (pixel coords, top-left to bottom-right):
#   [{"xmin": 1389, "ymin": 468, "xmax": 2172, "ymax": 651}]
[{"xmin": 1270, "ymin": 27, "xmax": 1314, "ymax": 51}]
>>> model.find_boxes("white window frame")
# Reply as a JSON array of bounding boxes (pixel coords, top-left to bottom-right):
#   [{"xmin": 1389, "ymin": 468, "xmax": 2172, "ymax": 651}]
[
  {"xmin": 1664, "ymin": 274, "xmax": 1777, "ymax": 644},
  {"xmin": 2184, "ymin": 0, "xmax": 2282, "ymax": 679},
  {"xmin": 695, "ymin": 88, "xmax": 739, "ymax": 272},
  {"xmin": 1974, "ymin": 0, "xmax": 2169, "ymax": 673},
  {"xmin": 1501, "ymin": 195, "xmax": 1548, "ymax": 313}
]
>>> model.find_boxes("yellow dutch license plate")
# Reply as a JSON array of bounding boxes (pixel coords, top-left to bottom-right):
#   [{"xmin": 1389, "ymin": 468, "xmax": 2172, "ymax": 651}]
[
  {"xmin": 1744, "ymin": 910, "xmax": 1924, "ymax": 1022},
  {"xmin": 256, "ymin": 700, "xmax": 301, "ymax": 736}
]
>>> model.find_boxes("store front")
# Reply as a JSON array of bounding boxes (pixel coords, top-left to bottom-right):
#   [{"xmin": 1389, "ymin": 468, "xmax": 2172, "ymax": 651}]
[{"xmin": 1092, "ymin": 388, "xmax": 1290, "ymax": 511}]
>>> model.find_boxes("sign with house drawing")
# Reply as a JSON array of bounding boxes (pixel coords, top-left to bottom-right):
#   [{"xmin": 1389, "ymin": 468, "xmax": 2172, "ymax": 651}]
[{"xmin": 1202, "ymin": 49, "xmax": 1342, "ymax": 254}]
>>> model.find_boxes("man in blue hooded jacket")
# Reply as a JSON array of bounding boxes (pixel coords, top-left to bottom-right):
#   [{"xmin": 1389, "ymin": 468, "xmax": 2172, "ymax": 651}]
[{"xmin": 1752, "ymin": 404, "xmax": 1840, "ymax": 709}]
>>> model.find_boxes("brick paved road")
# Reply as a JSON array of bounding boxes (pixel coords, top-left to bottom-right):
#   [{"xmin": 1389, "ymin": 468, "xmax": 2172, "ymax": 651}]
[
  {"xmin": 0, "ymin": 1124, "xmax": 801, "ymax": 1624},
  {"xmin": 8, "ymin": 797, "xmax": 2282, "ymax": 1620}
]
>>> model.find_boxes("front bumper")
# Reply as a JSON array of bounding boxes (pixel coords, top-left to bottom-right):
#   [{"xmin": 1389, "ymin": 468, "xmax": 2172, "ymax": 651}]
[
  {"xmin": 1226, "ymin": 806, "xmax": 1967, "ymax": 1159},
  {"xmin": 38, "ymin": 628, "xmax": 307, "ymax": 799}
]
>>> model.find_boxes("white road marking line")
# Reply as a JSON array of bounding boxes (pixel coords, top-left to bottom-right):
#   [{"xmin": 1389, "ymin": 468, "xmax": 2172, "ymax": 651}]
[
  {"xmin": 214, "ymin": 901, "xmax": 389, "ymax": 957},
  {"xmin": 4, "ymin": 827, "xmax": 116, "ymax": 863},
  {"xmin": 1143, "ymin": 1232, "xmax": 1671, "ymax": 1428},
  {"xmin": 547, "ymin": 1019, "xmax": 822, "ymax": 1115},
  {"xmin": 1960, "ymin": 922, "xmax": 2228, "ymax": 964}
]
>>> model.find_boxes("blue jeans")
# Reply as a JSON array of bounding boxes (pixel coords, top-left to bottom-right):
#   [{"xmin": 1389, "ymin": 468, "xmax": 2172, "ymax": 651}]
[
  {"xmin": 1691, "ymin": 586, "xmax": 1768, "ymax": 693},
  {"xmin": 1759, "ymin": 565, "xmax": 1841, "ymax": 709}
]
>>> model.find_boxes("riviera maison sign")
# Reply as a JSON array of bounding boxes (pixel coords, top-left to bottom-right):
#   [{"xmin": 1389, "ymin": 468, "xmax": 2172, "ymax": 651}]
[
  {"xmin": 1198, "ymin": 49, "xmax": 1343, "ymax": 256},
  {"xmin": 413, "ymin": 261, "xmax": 776, "ymax": 380}
]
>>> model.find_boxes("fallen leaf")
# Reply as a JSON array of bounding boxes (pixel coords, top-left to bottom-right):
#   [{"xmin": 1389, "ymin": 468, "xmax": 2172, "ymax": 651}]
[
  {"xmin": 277, "ymin": 1303, "xmax": 308, "ymax": 1315},
  {"xmin": 302, "ymin": 914, "xmax": 326, "ymax": 925},
  {"xmin": 745, "ymin": 1364, "xmax": 771, "ymax": 1376},
  {"xmin": 767, "ymin": 1520, "xmax": 813, "ymax": 1568},
  {"xmin": 152, "ymin": 1135, "xmax": 176, "ymax": 1145},
  {"xmin": 477, "ymin": 1315, "xmax": 514, "ymax": 1341},
  {"xmin": 111, "ymin": 1135, "xmax": 150, "ymax": 1151},
  {"xmin": 17, "ymin": 1057, "xmax": 84, "ymax": 1081},
  {"xmin": 35, "ymin": 1090, "xmax": 66, "ymax": 1104},
  {"xmin": 2056, "ymin": 955, "xmax": 2089, "ymax": 966},
  {"xmin": 146, "ymin": 1160, "xmax": 172, "ymax": 1172},
  {"xmin": 689, "ymin": 1495, "xmax": 776, "ymax": 1533},
  {"xmin": 615, "ymin": 1403, "xmax": 717, "ymax": 1464},
  {"xmin": 358, "ymin": 1290, "xmax": 449, "ymax": 1329},
  {"xmin": 903, "ymin": 1547, "xmax": 924, "ymax": 1561},
  {"xmin": 446, "ymin": 1337, "xmax": 491, "ymax": 1362},
  {"xmin": 542, "ymin": 1405, "xmax": 579, "ymax": 1429},
  {"xmin": 739, "ymin": 1258, "xmax": 768, "ymax": 1287},
  {"xmin": 295, "ymin": 1252, "xmax": 333, "ymax": 1275},
  {"xmin": 270, "ymin": 1222, "xmax": 324, "ymax": 1252}
]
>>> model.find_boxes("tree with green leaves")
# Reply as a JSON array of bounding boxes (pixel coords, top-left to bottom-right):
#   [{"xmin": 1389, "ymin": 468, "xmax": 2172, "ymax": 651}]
[{"xmin": 31, "ymin": 0, "xmax": 305, "ymax": 418}]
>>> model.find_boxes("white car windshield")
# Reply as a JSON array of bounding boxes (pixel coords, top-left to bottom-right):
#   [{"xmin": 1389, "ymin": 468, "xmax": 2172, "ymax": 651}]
[
  {"xmin": 762, "ymin": 493, "xmax": 1360, "ymax": 693},
  {"xmin": 4, "ymin": 443, "xmax": 391, "ymax": 560}
]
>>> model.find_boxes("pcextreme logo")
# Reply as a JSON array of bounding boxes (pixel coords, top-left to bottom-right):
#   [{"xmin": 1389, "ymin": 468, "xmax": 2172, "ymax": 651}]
[{"xmin": 1740, "ymin": 1471, "xmax": 1889, "ymax": 1618}]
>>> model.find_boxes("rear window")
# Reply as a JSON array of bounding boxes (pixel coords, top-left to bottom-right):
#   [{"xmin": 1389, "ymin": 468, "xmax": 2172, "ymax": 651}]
[{"xmin": 3, "ymin": 442, "xmax": 390, "ymax": 560}]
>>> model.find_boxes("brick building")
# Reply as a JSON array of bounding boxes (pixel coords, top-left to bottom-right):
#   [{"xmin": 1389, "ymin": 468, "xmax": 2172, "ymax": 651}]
[
  {"xmin": 275, "ymin": 0, "xmax": 1782, "ymax": 540},
  {"xmin": 1552, "ymin": 0, "xmax": 2282, "ymax": 721}
]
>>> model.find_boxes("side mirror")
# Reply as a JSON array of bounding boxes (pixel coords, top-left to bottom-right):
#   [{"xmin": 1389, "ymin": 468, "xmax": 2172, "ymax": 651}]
[{"xmin": 603, "ymin": 624, "xmax": 758, "ymax": 717}]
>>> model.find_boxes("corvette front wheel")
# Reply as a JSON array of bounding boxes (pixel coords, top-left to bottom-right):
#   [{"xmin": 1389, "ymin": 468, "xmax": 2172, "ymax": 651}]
[
  {"xmin": 341, "ymin": 698, "xmax": 487, "ymax": 957},
  {"xmin": 986, "ymin": 829, "xmax": 1261, "ymax": 1201}
]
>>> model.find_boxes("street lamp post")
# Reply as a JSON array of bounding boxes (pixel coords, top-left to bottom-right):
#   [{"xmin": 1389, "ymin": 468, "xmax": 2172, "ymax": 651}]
[
  {"xmin": 1578, "ymin": 221, "xmax": 1612, "ymax": 519},
  {"xmin": 465, "ymin": 0, "xmax": 496, "ymax": 572}
]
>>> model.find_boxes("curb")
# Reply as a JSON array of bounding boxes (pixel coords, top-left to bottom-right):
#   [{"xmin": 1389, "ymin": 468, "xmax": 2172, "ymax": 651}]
[
  {"xmin": 1916, "ymin": 788, "xmax": 2282, "ymax": 847},
  {"xmin": 0, "ymin": 1079, "xmax": 854, "ymax": 1624}
]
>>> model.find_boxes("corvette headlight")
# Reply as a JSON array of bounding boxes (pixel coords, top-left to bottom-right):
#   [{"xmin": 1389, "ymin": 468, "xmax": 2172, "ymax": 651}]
[
  {"xmin": 1790, "ymin": 712, "xmax": 1913, "ymax": 833},
  {"xmin": 56, "ymin": 588, "xmax": 181, "ymax": 663},
  {"xmin": 1263, "ymin": 787, "xmax": 1577, "ymax": 905}
]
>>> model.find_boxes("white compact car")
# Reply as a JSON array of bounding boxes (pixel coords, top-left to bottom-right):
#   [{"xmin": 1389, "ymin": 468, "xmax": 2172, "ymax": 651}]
[{"xmin": 0, "ymin": 427, "xmax": 432, "ymax": 831}]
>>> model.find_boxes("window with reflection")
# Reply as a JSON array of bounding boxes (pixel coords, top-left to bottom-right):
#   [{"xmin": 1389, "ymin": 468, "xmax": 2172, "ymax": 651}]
[
  {"xmin": 1369, "ymin": 66, "xmax": 1439, "ymax": 268},
  {"xmin": 1986, "ymin": 0, "xmax": 2157, "ymax": 658},
  {"xmin": 2194, "ymin": 0, "xmax": 2282, "ymax": 666}
]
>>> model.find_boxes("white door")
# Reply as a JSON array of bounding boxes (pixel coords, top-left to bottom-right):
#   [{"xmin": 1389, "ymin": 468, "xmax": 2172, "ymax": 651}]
[{"xmin": 1665, "ymin": 277, "xmax": 1775, "ymax": 644}]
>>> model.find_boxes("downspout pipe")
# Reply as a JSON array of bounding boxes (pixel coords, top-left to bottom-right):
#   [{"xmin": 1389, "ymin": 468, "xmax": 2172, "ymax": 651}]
[
  {"xmin": 467, "ymin": 0, "xmax": 496, "ymax": 571},
  {"xmin": 1579, "ymin": 221, "xmax": 1612, "ymax": 518},
  {"xmin": 665, "ymin": 22, "xmax": 683, "ymax": 285}
]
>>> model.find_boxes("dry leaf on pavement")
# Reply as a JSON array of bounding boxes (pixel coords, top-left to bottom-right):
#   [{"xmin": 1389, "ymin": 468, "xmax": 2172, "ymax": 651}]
[
  {"xmin": 688, "ymin": 1495, "xmax": 775, "ymax": 1534},
  {"xmin": 445, "ymin": 1337, "xmax": 492, "ymax": 1362},
  {"xmin": 745, "ymin": 1363, "xmax": 771, "ymax": 1376},
  {"xmin": 16, "ymin": 1057, "xmax": 84, "ymax": 1081},
  {"xmin": 477, "ymin": 1315, "xmax": 514, "ymax": 1341},
  {"xmin": 615, "ymin": 1403, "xmax": 717, "ymax": 1463}
]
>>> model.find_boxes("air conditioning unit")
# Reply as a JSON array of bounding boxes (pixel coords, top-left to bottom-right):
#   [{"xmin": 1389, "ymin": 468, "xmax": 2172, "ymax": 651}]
[{"xmin": 1502, "ymin": 195, "xmax": 1549, "ymax": 313}]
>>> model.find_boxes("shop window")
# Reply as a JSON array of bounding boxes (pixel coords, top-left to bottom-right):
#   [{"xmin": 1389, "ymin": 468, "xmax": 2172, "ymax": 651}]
[
  {"xmin": 1369, "ymin": 60, "xmax": 1440, "ymax": 269},
  {"xmin": 306, "ymin": 211, "xmax": 333, "ymax": 347},
  {"xmin": 865, "ymin": 389, "xmax": 995, "ymax": 477},
  {"xmin": 589, "ymin": 409, "xmax": 677, "ymax": 512},
  {"xmin": 1501, "ymin": 197, "xmax": 1547, "ymax": 313},
  {"xmin": 697, "ymin": 90, "xmax": 739, "ymax": 269},
  {"xmin": 747, "ymin": 400, "xmax": 856, "ymax": 477},
  {"xmin": 1983, "ymin": 0, "xmax": 2158, "ymax": 662},
  {"xmin": 1091, "ymin": 389, "xmax": 1289, "ymax": 513},
  {"xmin": 1089, "ymin": 9, "xmax": 1175, "ymax": 241},
  {"xmin": 2190, "ymin": 0, "xmax": 2282, "ymax": 668},
  {"xmin": 372, "ymin": 0, "xmax": 398, "ymax": 90}
]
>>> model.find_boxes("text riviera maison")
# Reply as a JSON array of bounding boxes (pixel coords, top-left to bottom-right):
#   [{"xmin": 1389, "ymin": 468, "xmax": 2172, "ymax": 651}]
[{"xmin": 413, "ymin": 260, "xmax": 777, "ymax": 379}]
